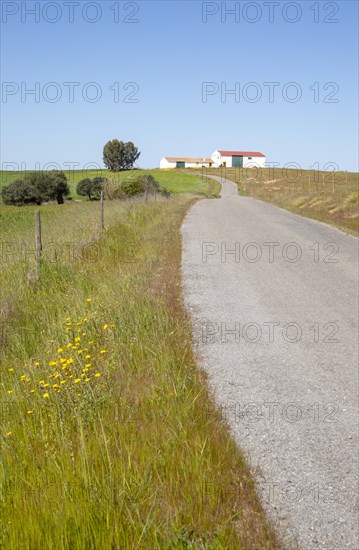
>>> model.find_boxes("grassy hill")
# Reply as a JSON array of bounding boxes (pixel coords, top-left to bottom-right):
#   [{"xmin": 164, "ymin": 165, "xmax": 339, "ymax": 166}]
[
  {"xmin": 0, "ymin": 169, "xmax": 220, "ymax": 200},
  {"xmin": 202, "ymin": 166, "xmax": 359, "ymax": 235}
]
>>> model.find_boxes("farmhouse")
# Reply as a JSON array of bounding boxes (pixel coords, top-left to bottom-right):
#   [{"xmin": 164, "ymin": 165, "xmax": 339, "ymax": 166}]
[
  {"xmin": 160, "ymin": 157, "xmax": 213, "ymax": 169},
  {"xmin": 211, "ymin": 150, "xmax": 266, "ymax": 168}
]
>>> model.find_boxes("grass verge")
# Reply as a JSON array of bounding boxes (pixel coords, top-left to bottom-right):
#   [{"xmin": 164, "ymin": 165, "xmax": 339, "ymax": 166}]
[{"xmin": 0, "ymin": 196, "xmax": 280, "ymax": 549}]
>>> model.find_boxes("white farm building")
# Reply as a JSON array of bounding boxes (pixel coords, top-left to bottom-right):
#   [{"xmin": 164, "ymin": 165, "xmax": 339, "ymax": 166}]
[
  {"xmin": 160, "ymin": 157, "xmax": 213, "ymax": 169},
  {"xmin": 211, "ymin": 150, "xmax": 266, "ymax": 168}
]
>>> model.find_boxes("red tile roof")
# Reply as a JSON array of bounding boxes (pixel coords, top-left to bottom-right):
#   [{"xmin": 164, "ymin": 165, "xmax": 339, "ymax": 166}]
[{"xmin": 218, "ymin": 151, "xmax": 265, "ymax": 157}]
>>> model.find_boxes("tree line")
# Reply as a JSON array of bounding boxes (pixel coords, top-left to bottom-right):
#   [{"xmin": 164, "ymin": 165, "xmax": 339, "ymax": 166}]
[
  {"xmin": 1, "ymin": 171, "xmax": 70, "ymax": 206},
  {"xmin": 1, "ymin": 138, "xmax": 161, "ymax": 206},
  {"xmin": 1, "ymin": 173, "xmax": 170, "ymax": 206}
]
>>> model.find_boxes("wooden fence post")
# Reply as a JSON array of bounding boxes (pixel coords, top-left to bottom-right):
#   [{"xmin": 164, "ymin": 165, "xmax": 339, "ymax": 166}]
[
  {"xmin": 144, "ymin": 176, "xmax": 149, "ymax": 203},
  {"xmin": 35, "ymin": 211, "xmax": 42, "ymax": 279},
  {"xmin": 100, "ymin": 191, "xmax": 105, "ymax": 230},
  {"xmin": 203, "ymin": 165, "xmax": 207, "ymax": 182}
]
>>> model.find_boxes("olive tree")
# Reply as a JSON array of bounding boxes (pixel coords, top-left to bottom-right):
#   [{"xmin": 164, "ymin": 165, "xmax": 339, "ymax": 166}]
[{"xmin": 103, "ymin": 139, "xmax": 141, "ymax": 171}]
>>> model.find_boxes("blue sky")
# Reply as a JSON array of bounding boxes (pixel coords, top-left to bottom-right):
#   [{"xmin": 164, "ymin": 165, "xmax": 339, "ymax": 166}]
[{"xmin": 1, "ymin": 0, "xmax": 358, "ymax": 171}]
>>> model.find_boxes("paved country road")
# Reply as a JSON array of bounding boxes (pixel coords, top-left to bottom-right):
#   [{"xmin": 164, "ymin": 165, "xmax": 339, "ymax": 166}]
[{"xmin": 181, "ymin": 176, "xmax": 359, "ymax": 550}]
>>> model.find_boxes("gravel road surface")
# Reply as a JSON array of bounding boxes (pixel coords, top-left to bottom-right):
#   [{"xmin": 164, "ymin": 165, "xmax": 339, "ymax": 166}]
[{"xmin": 181, "ymin": 176, "xmax": 358, "ymax": 549}]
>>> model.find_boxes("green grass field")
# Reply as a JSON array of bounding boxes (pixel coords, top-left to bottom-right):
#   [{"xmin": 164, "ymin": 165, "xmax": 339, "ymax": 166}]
[
  {"xmin": 0, "ymin": 181, "xmax": 278, "ymax": 548},
  {"xmin": 202, "ymin": 166, "xmax": 359, "ymax": 235},
  {"xmin": 0, "ymin": 169, "xmax": 220, "ymax": 200}
]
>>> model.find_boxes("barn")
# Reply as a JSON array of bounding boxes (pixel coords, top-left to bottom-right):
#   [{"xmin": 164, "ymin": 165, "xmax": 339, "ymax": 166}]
[
  {"xmin": 160, "ymin": 157, "xmax": 213, "ymax": 169},
  {"xmin": 211, "ymin": 150, "xmax": 266, "ymax": 168}
]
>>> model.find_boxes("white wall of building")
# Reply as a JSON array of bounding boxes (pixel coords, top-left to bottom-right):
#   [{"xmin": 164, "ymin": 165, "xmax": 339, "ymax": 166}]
[
  {"xmin": 220, "ymin": 155, "xmax": 233, "ymax": 168},
  {"xmin": 243, "ymin": 156, "xmax": 266, "ymax": 168},
  {"xmin": 183, "ymin": 161, "xmax": 211, "ymax": 168},
  {"xmin": 160, "ymin": 158, "xmax": 212, "ymax": 169},
  {"xmin": 211, "ymin": 150, "xmax": 222, "ymax": 167},
  {"xmin": 160, "ymin": 158, "xmax": 176, "ymax": 169},
  {"xmin": 211, "ymin": 150, "xmax": 266, "ymax": 168}
]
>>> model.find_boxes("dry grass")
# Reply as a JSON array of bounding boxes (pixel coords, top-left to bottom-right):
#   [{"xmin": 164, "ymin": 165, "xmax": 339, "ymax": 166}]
[{"xmin": 203, "ymin": 166, "xmax": 359, "ymax": 235}]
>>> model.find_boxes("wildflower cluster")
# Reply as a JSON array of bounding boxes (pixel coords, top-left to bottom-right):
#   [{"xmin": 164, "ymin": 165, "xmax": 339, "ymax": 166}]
[{"xmin": 4, "ymin": 302, "xmax": 114, "ymax": 418}]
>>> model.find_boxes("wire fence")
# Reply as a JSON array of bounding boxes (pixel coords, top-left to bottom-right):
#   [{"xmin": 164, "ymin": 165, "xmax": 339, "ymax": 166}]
[{"xmin": 201, "ymin": 166, "xmax": 357, "ymax": 199}]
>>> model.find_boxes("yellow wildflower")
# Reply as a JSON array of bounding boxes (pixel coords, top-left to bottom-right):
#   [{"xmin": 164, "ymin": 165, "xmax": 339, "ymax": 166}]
[
  {"xmin": 43, "ymin": 393, "xmax": 49, "ymax": 399},
  {"xmin": 103, "ymin": 324, "xmax": 108, "ymax": 330},
  {"xmin": 94, "ymin": 373, "xmax": 101, "ymax": 378},
  {"xmin": 7, "ymin": 390, "xmax": 13, "ymax": 395},
  {"xmin": 74, "ymin": 378, "xmax": 81, "ymax": 384}
]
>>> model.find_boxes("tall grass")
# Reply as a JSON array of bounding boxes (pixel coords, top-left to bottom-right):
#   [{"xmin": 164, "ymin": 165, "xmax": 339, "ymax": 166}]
[{"xmin": 0, "ymin": 196, "xmax": 279, "ymax": 549}]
